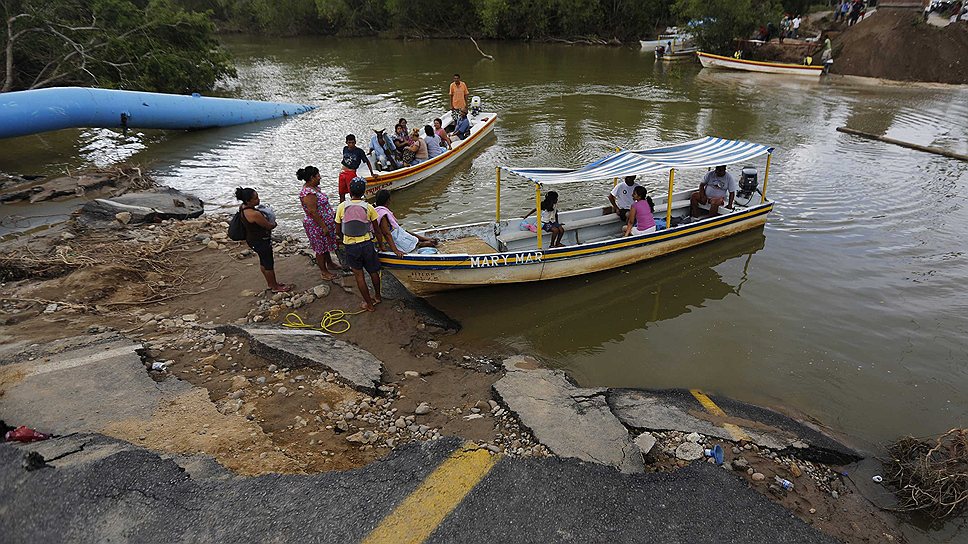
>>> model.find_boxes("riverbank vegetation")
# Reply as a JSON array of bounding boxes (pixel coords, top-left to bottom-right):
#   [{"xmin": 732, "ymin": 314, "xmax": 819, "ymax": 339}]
[{"xmin": 1, "ymin": 0, "xmax": 235, "ymax": 93}]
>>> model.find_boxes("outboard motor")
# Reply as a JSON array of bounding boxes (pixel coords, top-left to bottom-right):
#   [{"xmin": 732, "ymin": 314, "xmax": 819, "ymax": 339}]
[
  {"xmin": 739, "ymin": 166, "xmax": 759, "ymax": 199},
  {"xmin": 470, "ymin": 95, "xmax": 482, "ymax": 117}
]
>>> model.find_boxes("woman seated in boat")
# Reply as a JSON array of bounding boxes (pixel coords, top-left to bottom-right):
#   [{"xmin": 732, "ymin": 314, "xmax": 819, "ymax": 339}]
[
  {"xmin": 424, "ymin": 125, "xmax": 447, "ymax": 159},
  {"xmin": 407, "ymin": 128, "xmax": 429, "ymax": 165},
  {"xmin": 392, "ymin": 123, "xmax": 411, "ymax": 161},
  {"xmin": 433, "ymin": 118, "xmax": 452, "ymax": 149},
  {"xmin": 374, "ymin": 189, "xmax": 438, "ymax": 256},
  {"xmin": 623, "ymin": 186, "xmax": 657, "ymax": 236},
  {"xmin": 523, "ymin": 190, "xmax": 565, "ymax": 248}
]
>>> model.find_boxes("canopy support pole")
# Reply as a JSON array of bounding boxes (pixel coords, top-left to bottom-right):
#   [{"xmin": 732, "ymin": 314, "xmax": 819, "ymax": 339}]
[
  {"xmin": 495, "ymin": 167, "xmax": 501, "ymax": 223},
  {"xmin": 612, "ymin": 147, "xmax": 621, "ymax": 187},
  {"xmin": 535, "ymin": 184, "xmax": 543, "ymax": 250},
  {"xmin": 760, "ymin": 152, "xmax": 773, "ymax": 203},
  {"xmin": 665, "ymin": 168, "xmax": 675, "ymax": 229}
]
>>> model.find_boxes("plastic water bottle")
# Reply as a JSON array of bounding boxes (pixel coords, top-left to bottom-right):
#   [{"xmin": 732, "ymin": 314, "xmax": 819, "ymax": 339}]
[{"xmin": 774, "ymin": 476, "xmax": 794, "ymax": 491}]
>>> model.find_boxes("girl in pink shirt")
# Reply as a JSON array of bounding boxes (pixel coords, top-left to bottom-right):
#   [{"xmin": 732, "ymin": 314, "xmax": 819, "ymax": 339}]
[{"xmin": 624, "ymin": 186, "xmax": 656, "ymax": 236}]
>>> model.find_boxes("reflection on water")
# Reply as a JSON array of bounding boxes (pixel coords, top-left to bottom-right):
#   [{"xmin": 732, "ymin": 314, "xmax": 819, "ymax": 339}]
[
  {"xmin": 435, "ymin": 230, "xmax": 766, "ymax": 360},
  {"xmin": 2, "ymin": 38, "xmax": 968, "ymax": 493}
]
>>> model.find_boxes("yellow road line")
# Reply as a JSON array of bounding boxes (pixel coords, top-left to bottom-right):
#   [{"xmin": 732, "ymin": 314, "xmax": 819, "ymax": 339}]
[
  {"xmin": 362, "ymin": 443, "xmax": 498, "ymax": 544},
  {"xmin": 689, "ymin": 389, "xmax": 751, "ymax": 442}
]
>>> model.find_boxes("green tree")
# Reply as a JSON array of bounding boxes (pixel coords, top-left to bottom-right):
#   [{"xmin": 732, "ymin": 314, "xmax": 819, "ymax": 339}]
[
  {"xmin": 674, "ymin": 0, "xmax": 780, "ymax": 53},
  {"xmin": 2, "ymin": 0, "xmax": 235, "ymax": 93}
]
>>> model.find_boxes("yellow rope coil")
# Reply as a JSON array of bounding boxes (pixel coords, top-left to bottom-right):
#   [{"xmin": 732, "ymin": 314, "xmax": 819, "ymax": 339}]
[{"xmin": 282, "ymin": 309, "xmax": 366, "ymax": 334}]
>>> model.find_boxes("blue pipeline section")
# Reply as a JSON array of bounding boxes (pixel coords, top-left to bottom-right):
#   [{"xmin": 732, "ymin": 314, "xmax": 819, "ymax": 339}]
[{"xmin": 0, "ymin": 87, "xmax": 316, "ymax": 139}]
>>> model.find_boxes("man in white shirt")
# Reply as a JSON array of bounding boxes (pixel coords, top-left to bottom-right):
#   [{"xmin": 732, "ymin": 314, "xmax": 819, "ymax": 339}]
[
  {"xmin": 690, "ymin": 165, "xmax": 738, "ymax": 218},
  {"xmin": 792, "ymin": 15, "xmax": 801, "ymax": 38},
  {"xmin": 609, "ymin": 176, "xmax": 641, "ymax": 222}
]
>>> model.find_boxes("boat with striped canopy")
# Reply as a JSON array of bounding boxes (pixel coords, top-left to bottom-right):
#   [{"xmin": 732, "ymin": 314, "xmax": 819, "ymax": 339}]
[
  {"xmin": 378, "ymin": 136, "xmax": 777, "ymax": 295},
  {"xmin": 697, "ymin": 52, "xmax": 825, "ymax": 79}
]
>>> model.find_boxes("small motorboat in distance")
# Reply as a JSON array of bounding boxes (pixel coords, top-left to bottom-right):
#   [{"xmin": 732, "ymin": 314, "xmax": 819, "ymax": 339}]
[
  {"xmin": 656, "ymin": 45, "xmax": 699, "ymax": 63},
  {"xmin": 358, "ymin": 99, "xmax": 497, "ymax": 197},
  {"xmin": 378, "ymin": 136, "xmax": 778, "ymax": 295},
  {"xmin": 697, "ymin": 52, "xmax": 825, "ymax": 79}
]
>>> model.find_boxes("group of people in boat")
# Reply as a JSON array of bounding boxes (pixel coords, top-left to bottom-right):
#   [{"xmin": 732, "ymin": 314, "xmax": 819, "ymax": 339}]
[{"xmin": 522, "ymin": 165, "xmax": 739, "ymax": 248}]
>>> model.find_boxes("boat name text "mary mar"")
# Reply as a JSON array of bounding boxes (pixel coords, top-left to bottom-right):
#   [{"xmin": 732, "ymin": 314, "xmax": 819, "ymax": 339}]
[{"xmin": 469, "ymin": 252, "xmax": 543, "ymax": 268}]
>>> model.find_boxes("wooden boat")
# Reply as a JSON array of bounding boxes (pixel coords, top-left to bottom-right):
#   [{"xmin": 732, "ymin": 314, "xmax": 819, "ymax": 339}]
[
  {"xmin": 697, "ymin": 52, "xmax": 824, "ymax": 79},
  {"xmin": 656, "ymin": 47, "xmax": 699, "ymax": 63},
  {"xmin": 356, "ymin": 109, "xmax": 497, "ymax": 197},
  {"xmin": 378, "ymin": 136, "xmax": 777, "ymax": 295}
]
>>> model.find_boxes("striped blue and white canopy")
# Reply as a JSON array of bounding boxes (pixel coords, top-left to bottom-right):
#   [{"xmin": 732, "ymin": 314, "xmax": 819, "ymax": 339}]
[{"xmin": 506, "ymin": 136, "xmax": 774, "ymax": 185}]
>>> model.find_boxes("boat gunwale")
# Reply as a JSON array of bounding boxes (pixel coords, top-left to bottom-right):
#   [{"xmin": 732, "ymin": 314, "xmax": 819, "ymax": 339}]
[
  {"xmin": 378, "ymin": 201, "xmax": 774, "ymax": 269},
  {"xmin": 363, "ymin": 112, "xmax": 498, "ymax": 188},
  {"xmin": 697, "ymin": 51, "xmax": 824, "ymax": 71}
]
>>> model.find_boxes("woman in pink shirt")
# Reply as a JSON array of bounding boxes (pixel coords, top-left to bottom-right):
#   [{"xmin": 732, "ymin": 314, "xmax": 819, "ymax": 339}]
[{"xmin": 624, "ymin": 186, "xmax": 656, "ymax": 236}]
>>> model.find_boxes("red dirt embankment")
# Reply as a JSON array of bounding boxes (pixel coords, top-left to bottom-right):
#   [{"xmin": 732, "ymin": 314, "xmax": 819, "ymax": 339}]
[{"xmin": 832, "ymin": 10, "xmax": 968, "ymax": 84}]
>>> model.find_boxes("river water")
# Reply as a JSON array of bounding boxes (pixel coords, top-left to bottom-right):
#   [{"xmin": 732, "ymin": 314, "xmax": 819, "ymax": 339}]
[{"xmin": 4, "ymin": 36, "xmax": 968, "ymax": 512}]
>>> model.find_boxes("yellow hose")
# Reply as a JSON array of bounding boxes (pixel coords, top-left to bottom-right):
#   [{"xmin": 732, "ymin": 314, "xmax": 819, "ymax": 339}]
[{"xmin": 282, "ymin": 309, "xmax": 366, "ymax": 334}]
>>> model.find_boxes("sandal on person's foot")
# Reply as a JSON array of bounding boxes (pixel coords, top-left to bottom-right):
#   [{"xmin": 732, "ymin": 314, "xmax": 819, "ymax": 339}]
[
  {"xmin": 360, "ymin": 301, "xmax": 375, "ymax": 312},
  {"xmin": 271, "ymin": 284, "xmax": 293, "ymax": 293}
]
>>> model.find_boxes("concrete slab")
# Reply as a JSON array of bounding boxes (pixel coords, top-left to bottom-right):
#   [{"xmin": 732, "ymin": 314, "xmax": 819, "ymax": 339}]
[
  {"xmin": 608, "ymin": 389, "xmax": 861, "ymax": 464},
  {"xmin": 220, "ymin": 325, "xmax": 384, "ymax": 394},
  {"xmin": 493, "ymin": 356, "xmax": 644, "ymax": 473},
  {"xmin": 0, "ymin": 337, "xmax": 189, "ymax": 436}
]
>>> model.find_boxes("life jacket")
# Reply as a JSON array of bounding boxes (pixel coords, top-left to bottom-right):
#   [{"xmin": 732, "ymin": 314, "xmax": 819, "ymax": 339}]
[{"xmin": 341, "ymin": 200, "xmax": 372, "ymax": 238}]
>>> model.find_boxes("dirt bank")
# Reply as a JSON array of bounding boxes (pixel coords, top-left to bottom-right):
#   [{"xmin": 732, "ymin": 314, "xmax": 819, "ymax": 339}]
[{"xmin": 831, "ymin": 11, "xmax": 968, "ymax": 84}]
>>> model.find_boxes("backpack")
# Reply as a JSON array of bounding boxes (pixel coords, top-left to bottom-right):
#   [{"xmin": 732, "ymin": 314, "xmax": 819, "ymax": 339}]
[{"xmin": 228, "ymin": 207, "xmax": 247, "ymax": 241}]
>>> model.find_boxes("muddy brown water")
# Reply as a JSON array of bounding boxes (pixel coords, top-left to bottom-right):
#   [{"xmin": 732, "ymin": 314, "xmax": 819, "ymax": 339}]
[{"xmin": 2, "ymin": 36, "xmax": 967, "ymax": 541}]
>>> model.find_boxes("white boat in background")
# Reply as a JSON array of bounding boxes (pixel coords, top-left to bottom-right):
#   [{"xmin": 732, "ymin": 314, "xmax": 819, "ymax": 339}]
[
  {"xmin": 697, "ymin": 52, "xmax": 825, "ymax": 79},
  {"xmin": 358, "ymin": 106, "xmax": 497, "ymax": 197},
  {"xmin": 640, "ymin": 30, "xmax": 694, "ymax": 52},
  {"xmin": 379, "ymin": 136, "xmax": 778, "ymax": 295}
]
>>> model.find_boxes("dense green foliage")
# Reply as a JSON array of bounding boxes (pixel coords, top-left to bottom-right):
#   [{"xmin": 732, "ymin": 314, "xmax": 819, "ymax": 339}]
[
  {"xmin": 172, "ymin": 0, "xmax": 675, "ymax": 41},
  {"xmin": 674, "ymin": 0, "xmax": 783, "ymax": 53},
  {"xmin": 2, "ymin": 0, "xmax": 235, "ymax": 92}
]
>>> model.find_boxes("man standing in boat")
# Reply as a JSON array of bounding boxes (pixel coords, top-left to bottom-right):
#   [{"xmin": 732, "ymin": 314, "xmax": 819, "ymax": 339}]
[
  {"xmin": 339, "ymin": 134, "xmax": 377, "ymax": 203},
  {"xmin": 609, "ymin": 175, "xmax": 641, "ymax": 222},
  {"xmin": 449, "ymin": 74, "xmax": 469, "ymax": 117},
  {"xmin": 690, "ymin": 165, "xmax": 737, "ymax": 218}
]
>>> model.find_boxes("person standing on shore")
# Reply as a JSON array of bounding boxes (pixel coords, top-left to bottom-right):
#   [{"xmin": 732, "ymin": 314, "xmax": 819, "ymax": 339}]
[
  {"xmin": 792, "ymin": 14, "xmax": 801, "ymax": 39},
  {"xmin": 297, "ymin": 166, "xmax": 340, "ymax": 281},
  {"xmin": 338, "ymin": 134, "xmax": 376, "ymax": 203},
  {"xmin": 335, "ymin": 177, "xmax": 383, "ymax": 312},
  {"xmin": 449, "ymin": 74, "xmax": 469, "ymax": 116},
  {"xmin": 235, "ymin": 187, "xmax": 291, "ymax": 293}
]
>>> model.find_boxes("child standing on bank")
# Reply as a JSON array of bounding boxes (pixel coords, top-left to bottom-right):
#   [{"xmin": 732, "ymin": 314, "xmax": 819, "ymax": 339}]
[{"xmin": 335, "ymin": 177, "xmax": 384, "ymax": 311}]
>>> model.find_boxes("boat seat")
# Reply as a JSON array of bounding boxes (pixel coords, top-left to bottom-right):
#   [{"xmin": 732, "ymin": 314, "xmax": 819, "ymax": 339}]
[{"xmin": 498, "ymin": 212, "xmax": 624, "ymax": 247}]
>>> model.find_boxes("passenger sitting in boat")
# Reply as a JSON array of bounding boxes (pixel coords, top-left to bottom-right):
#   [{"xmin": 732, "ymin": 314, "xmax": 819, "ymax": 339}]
[
  {"xmin": 374, "ymin": 189, "xmax": 439, "ymax": 257},
  {"xmin": 450, "ymin": 109, "xmax": 471, "ymax": 140},
  {"xmin": 609, "ymin": 175, "xmax": 641, "ymax": 222},
  {"xmin": 690, "ymin": 165, "xmax": 737, "ymax": 218},
  {"xmin": 424, "ymin": 125, "xmax": 446, "ymax": 159},
  {"xmin": 523, "ymin": 190, "xmax": 565, "ymax": 248},
  {"xmin": 407, "ymin": 128, "xmax": 429, "ymax": 165},
  {"xmin": 623, "ymin": 186, "xmax": 657, "ymax": 236},
  {"xmin": 433, "ymin": 118, "xmax": 452, "ymax": 149},
  {"xmin": 370, "ymin": 129, "xmax": 398, "ymax": 171}
]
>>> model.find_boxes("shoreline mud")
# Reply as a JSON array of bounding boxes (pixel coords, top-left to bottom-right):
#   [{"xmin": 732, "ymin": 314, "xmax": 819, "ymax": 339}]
[{"xmin": 0, "ymin": 176, "xmax": 905, "ymax": 542}]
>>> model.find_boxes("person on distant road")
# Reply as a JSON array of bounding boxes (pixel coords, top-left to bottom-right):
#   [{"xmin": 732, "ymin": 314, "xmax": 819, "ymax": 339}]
[
  {"xmin": 449, "ymin": 73, "xmax": 469, "ymax": 114},
  {"xmin": 792, "ymin": 14, "xmax": 802, "ymax": 38},
  {"xmin": 690, "ymin": 165, "xmax": 738, "ymax": 218}
]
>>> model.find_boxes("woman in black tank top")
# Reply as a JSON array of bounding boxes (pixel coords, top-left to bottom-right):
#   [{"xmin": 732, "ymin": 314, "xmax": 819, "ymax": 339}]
[{"xmin": 235, "ymin": 187, "xmax": 291, "ymax": 293}]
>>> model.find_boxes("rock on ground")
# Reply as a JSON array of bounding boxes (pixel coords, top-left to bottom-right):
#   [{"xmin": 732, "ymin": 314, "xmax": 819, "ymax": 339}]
[
  {"xmin": 80, "ymin": 187, "xmax": 203, "ymax": 225},
  {"xmin": 493, "ymin": 355, "xmax": 644, "ymax": 473}
]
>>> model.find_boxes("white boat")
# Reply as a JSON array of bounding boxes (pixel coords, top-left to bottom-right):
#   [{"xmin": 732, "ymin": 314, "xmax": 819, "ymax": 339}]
[
  {"xmin": 358, "ymin": 108, "xmax": 497, "ymax": 197},
  {"xmin": 656, "ymin": 47, "xmax": 699, "ymax": 63},
  {"xmin": 697, "ymin": 52, "xmax": 825, "ymax": 79},
  {"xmin": 640, "ymin": 32, "xmax": 694, "ymax": 53},
  {"xmin": 378, "ymin": 136, "xmax": 777, "ymax": 295}
]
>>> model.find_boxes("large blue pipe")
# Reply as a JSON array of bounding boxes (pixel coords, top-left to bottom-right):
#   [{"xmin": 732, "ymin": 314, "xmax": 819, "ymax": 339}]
[{"xmin": 0, "ymin": 87, "xmax": 315, "ymax": 139}]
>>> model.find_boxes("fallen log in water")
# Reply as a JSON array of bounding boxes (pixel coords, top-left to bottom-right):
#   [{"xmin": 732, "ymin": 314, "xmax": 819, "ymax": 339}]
[{"xmin": 836, "ymin": 126, "xmax": 968, "ymax": 162}]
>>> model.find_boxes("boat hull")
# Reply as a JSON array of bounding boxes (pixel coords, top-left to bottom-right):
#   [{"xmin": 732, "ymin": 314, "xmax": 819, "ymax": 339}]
[
  {"xmin": 360, "ymin": 112, "xmax": 498, "ymax": 197},
  {"xmin": 697, "ymin": 52, "xmax": 824, "ymax": 78},
  {"xmin": 0, "ymin": 87, "xmax": 315, "ymax": 139},
  {"xmin": 381, "ymin": 202, "xmax": 773, "ymax": 295}
]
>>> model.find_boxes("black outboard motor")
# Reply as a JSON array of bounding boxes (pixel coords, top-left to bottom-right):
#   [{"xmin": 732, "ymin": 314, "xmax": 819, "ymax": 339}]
[{"xmin": 739, "ymin": 166, "xmax": 759, "ymax": 199}]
